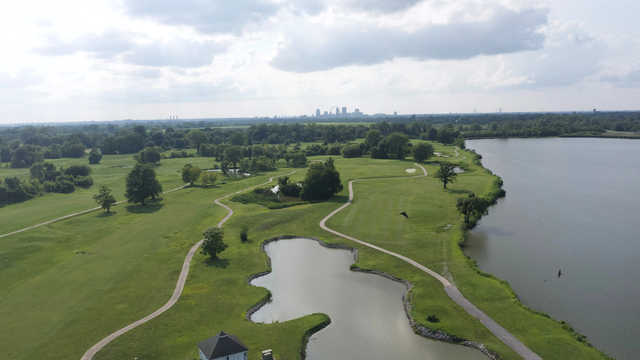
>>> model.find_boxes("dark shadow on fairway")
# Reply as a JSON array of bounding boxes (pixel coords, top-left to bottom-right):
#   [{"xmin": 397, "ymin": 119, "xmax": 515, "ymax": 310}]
[
  {"xmin": 125, "ymin": 202, "xmax": 164, "ymax": 214},
  {"xmin": 205, "ymin": 257, "xmax": 230, "ymax": 268},
  {"xmin": 446, "ymin": 189, "xmax": 473, "ymax": 195},
  {"xmin": 326, "ymin": 195, "xmax": 349, "ymax": 204},
  {"xmin": 96, "ymin": 211, "xmax": 116, "ymax": 218}
]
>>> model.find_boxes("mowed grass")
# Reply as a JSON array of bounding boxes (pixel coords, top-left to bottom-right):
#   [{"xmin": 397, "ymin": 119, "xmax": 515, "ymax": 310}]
[
  {"xmin": 0, "ymin": 147, "xmax": 607, "ymax": 360},
  {"xmin": 327, "ymin": 148, "xmax": 607, "ymax": 359},
  {"xmin": 0, "ymin": 155, "xmax": 217, "ymax": 234},
  {"xmin": 91, "ymin": 155, "xmax": 516, "ymax": 360}
]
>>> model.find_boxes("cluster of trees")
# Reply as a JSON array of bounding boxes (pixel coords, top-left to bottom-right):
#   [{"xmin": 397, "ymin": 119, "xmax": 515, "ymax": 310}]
[
  {"xmin": 0, "ymin": 163, "xmax": 94, "ymax": 206},
  {"xmin": 300, "ymin": 158, "xmax": 343, "ymax": 201}
]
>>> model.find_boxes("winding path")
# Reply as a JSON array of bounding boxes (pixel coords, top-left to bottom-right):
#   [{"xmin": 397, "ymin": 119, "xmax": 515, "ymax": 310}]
[
  {"xmin": 0, "ymin": 185, "xmax": 187, "ymax": 239},
  {"xmin": 81, "ymin": 173, "xmax": 293, "ymax": 360},
  {"xmin": 319, "ymin": 164, "xmax": 542, "ymax": 360}
]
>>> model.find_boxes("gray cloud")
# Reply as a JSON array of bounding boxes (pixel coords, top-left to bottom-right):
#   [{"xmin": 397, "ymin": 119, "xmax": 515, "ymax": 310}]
[
  {"xmin": 123, "ymin": 40, "xmax": 226, "ymax": 68},
  {"xmin": 601, "ymin": 70, "xmax": 640, "ymax": 87},
  {"xmin": 272, "ymin": 8, "xmax": 548, "ymax": 72},
  {"xmin": 38, "ymin": 31, "xmax": 133, "ymax": 59},
  {"xmin": 38, "ymin": 32, "xmax": 226, "ymax": 68},
  {"xmin": 289, "ymin": 0, "xmax": 422, "ymax": 15},
  {"xmin": 123, "ymin": 0, "xmax": 279, "ymax": 34}
]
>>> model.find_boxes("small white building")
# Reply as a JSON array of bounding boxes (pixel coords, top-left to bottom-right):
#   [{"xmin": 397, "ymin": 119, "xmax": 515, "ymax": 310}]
[{"xmin": 198, "ymin": 331, "xmax": 248, "ymax": 360}]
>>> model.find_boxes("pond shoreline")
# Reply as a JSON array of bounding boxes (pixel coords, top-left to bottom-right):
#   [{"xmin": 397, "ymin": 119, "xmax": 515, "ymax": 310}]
[{"xmin": 247, "ymin": 235, "xmax": 499, "ymax": 360}]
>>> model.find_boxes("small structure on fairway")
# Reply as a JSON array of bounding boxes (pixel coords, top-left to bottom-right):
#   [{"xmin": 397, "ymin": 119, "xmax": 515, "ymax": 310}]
[
  {"xmin": 261, "ymin": 349, "xmax": 274, "ymax": 360},
  {"xmin": 198, "ymin": 331, "xmax": 248, "ymax": 360}
]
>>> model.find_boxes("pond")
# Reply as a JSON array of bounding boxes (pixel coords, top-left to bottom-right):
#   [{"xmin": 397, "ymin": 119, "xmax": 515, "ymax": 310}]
[
  {"xmin": 466, "ymin": 138, "xmax": 640, "ymax": 360},
  {"xmin": 250, "ymin": 238, "xmax": 484, "ymax": 360}
]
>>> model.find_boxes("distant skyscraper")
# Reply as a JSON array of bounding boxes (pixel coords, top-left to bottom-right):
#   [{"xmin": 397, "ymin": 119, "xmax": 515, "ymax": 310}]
[
  {"xmin": 324, "ymin": 111, "xmax": 329, "ymax": 116},
  {"xmin": 342, "ymin": 107, "xmax": 347, "ymax": 115},
  {"xmin": 336, "ymin": 107, "xmax": 340, "ymax": 115},
  {"xmin": 316, "ymin": 109, "xmax": 321, "ymax": 117}
]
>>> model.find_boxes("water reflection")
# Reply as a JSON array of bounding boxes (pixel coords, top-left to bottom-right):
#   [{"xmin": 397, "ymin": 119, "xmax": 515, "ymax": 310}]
[{"xmin": 251, "ymin": 238, "xmax": 483, "ymax": 360}]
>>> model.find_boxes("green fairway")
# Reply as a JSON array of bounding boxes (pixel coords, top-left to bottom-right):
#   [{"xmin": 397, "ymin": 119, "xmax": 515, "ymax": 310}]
[
  {"xmin": 0, "ymin": 145, "xmax": 608, "ymax": 360},
  {"xmin": 0, "ymin": 155, "xmax": 217, "ymax": 234}
]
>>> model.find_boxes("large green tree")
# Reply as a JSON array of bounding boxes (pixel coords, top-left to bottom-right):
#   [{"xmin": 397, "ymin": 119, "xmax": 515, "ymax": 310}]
[
  {"xmin": 88, "ymin": 148, "xmax": 103, "ymax": 164},
  {"xmin": 125, "ymin": 163, "xmax": 162, "ymax": 205},
  {"xmin": 201, "ymin": 227, "xmax": 227, "ymax": 260},
  {"xmin": 136, "ymin": 147, "xmax": 162, "ymax": 165},
  {"xmin": 413, "ymin": 143, "xmax": 434, "ymax": 163},
  {"xmin": 186, "ymin": 129, "xmax": 207, "ymax": 153},
  {"xmin": 181, "ymin": 164, "xmax": 202, "ymax": 186},
  {"xmin": 456, "ymin": 193, "xmax": 489, "ymax": 228},
  {"xmin": 435, "ymin": 163, "xmax": 457, "ymax": 189},
  {"xmin": 93, "ymin": 185, "xmax": 117, "ymax": 213},
  {"xmin": 300, "ymin": 158, "xmax": 343, "ymax": 201}
]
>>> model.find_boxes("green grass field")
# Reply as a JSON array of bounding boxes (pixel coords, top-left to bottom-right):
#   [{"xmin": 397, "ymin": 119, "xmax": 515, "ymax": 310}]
[
  {"xmin": 0, "ymin": 155, "xmax": 217, "ymax": 234},
  {"xmin": 0, "ymin": 144, "xmax": 609, "ymax": 360}
]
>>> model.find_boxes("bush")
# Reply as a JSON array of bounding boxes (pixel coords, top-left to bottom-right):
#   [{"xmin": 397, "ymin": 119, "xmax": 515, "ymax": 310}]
[
  {"xmin": 74, "ymin": 176, "xmax": 94, "ymax": 188},
  {"xmin": 240, "ymin": 226, "xmax": 248, "ymax": 242},
  {"xmin": 54, "ymin": 179, "xmax": 76, "ymax": 193},
  {"xmin": 342, "ymin": 144, "xmax": 362, "ymax": 158},
  {"xmin": 327, "ymin": 144, "xmax": 342, "ymax": 155},
  {"xmin": 427, "ymin": 315, "xmax": 440, "ymax": 323},
  {"xmin": 65, "ymin": 165, "xmax": 91, "ymax": 177},
  {"xmin": 88, "ymin": 148, "xmax": 103, "ymax": 164},
  {"xmin": 281, "ymin": 183, "xmax": 301, "ymax": 197}
]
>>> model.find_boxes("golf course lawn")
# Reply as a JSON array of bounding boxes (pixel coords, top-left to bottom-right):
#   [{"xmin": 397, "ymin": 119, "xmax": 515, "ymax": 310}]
[
  {"xmin": 0, "ymin": 143, "xmax": 609, "ymax": 360},
  {"xmin": 0, "ymin": 155, "xmax": 217, "ymax": 234}
]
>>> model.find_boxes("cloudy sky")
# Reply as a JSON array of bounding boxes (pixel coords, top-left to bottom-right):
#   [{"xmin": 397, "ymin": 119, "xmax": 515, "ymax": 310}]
[{"xmin": 1, "ymin": 0, "xmax": 640, "ymax": 123}]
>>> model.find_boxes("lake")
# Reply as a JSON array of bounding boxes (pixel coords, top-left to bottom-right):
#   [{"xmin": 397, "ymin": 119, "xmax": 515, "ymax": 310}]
[
  {"xmin": 250, "ymin": 238, "xmax": 483, "ymax": 360},
  {"xmin": 466, "ymin": 138, "xmax": 640, "ymax": 360}
]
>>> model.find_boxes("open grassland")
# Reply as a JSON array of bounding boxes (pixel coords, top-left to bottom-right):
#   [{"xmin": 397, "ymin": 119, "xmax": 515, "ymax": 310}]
[
  {"xmin": 0, "ymin": 155, "xmax": 216, "ymax": 234},
  {"xmin": 0, "ymin": 145, "xmax": 608, "ymax": 360}
]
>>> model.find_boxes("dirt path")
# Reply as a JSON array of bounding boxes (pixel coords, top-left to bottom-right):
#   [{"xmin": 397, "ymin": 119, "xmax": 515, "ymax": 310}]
[
  {"xmin": 80, "ymin": 173, "xmax": 293, "ymax": 360},
  {"xmin": 319, "ymin": 164, "xmax": 542, "ymax": 360},
  {"xmin": 0, "ymin": 185, "xmax": 187, "ymax": 239}
]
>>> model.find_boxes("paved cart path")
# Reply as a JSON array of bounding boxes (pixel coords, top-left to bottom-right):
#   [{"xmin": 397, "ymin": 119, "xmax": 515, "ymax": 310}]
[
  {"xmin": 0, "ymin": 185, "xmax": 187, "ymax": 239},
  {"xmin": 81, "ymin": 173, "xmax": 293, "ymax": 360},
  {"xmin": 319, "ymin": 164, "xmax": 541, "ymax": 360}
]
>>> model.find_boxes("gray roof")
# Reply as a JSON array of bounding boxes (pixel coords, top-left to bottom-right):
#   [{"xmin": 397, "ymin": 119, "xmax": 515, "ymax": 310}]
[{"xmin": 198, "ymin": 331, "xmax": 248, "ymax": 359}]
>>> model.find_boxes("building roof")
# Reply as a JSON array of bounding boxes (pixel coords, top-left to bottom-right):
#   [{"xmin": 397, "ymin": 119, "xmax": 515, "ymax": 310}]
[{"xmin": 198, "ymin": 331, "xmax": 248, "ymax": 359}]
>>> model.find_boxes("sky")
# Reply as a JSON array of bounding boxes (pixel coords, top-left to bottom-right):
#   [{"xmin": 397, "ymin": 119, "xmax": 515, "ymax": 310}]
[{"xmin": 1, "ymin": 0, "xmax": 640, "ymax": 123}]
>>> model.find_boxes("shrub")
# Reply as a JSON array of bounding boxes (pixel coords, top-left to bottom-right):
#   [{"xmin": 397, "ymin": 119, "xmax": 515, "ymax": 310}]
[
  {"xmin": 281, "ymin": 183, "xmax": 301, "ymax": 197},
  {"xmin": 427, "ymin": 315, "xmax": 440, "ymax": 323},
  {"xmin": 74, "ymin": 176, "xmax": 94, "ymax": 188},
  {"xmin": 54, "ymin": 179, "xmax": 76, "ymax": 193},
  {"xmin": 65, "ymin": 165, "xmax": 91, "ymax": 177},
  {"xmin": 342, "ymin": 144, "xmax": 362, "ymax": 158},
  {"xmin": 240, "ymin": 226, "xmax": 249, "ymax": 242}
]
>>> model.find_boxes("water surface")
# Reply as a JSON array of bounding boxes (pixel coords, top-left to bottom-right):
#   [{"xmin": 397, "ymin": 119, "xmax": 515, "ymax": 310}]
[
  {"xmin": 466, "ymin": 138, "xmax": 640, "ymax": 359},
  {"xmin": 251, "ymin": 238, "xmax": 483, "ymax": 360}
]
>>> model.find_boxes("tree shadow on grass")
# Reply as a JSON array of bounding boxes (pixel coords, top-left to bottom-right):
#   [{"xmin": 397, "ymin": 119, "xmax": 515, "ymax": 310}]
[
  {"xmin": 96, "ymin": 211, "xmax": 116, "ymax": 218},
  {"xmin": 125, "ymin": 202, "xmax": 165, "ymax": 214},
  {"xmin": 326, "ymin": 195, "xmax": 349, "ymax": 204},
  {"xmin": 446, "ymin": 188, "xmax": 473, "ymax": 195},
  {"xmin": 205, "ymin": 257, "xmax": 230, "ymax": 268}
]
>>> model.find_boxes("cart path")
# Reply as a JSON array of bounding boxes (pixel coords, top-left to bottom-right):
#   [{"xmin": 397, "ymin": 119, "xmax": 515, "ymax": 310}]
[
  {"xmin": 0, "ymin": 185, "xmax": 187, "ymax": 239},
  {"xmin": 80, "ymin": 172, "xmax": 294, "ymax": 360},
  {"xmin": 319, "ymin": 164, "xmax": 541, "ymax": 360}
]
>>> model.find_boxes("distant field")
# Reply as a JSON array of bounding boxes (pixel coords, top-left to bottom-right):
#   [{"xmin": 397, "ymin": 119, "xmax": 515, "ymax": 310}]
[{"xmin": 0, "ymin": 154, "xmax": 216, "ymax": 234}]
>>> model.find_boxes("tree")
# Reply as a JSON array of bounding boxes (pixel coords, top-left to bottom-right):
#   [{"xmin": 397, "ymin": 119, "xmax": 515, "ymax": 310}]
[
  {"xmin": 200, "ymin": 172, "xmax": 217, "ymax": 187},
  {"xmin": 64, "ymin": 165, "xmax": 91, "ymax": 177},
  {"xmin": 413, "ymin": 143, "xmax": 434, "ymax": 163},
  {"xmin": 125, "ymin": 163, "xmax": 163, "ymax": 205},
  {"xmin": 456, "ymin": 193, "xmax": 489, "ymax": 228},
  {"xmin": 300, "ymin": 158, "xmax": 343, "ymax": 201},
  {"xmin": 435, "ymin": 163, "xmax": 457, "ymax": 189},
  {"xmin": 382, "ymin": 132, "xmax": 410, "ymax": 159},
  {"xmin": 181, "ymin": 164, "xmax": 202, "ymax": 186},
  {"xmin": 61, "ymin": 142, "xmax": 86, "ymax": 158},
  {"xmin": 364, "ymin": 129, "xmax": 383, "ymax": 151},
  {"xmin": 201, "ymin": 227, "xmax": 227, "ymax": 259},
  {"xmin": 223, "ymin": 146, "xmax": 243, "ymax": 171},
  {"xmin": 240, "ymin": 225, "xmax": 249, "ymax": 243},
  {"xmin": 186, "ymin": 129, "xmax": 207, "ymax": 153},
  {"xmin": 11, "ymin": 145, "xmax": 43, "ymax": 168},
  {"xmin": 136, "ymin": 147, "xmax": 162, "ymax": 165},
  {"xmin": 342, "ymin": 144, "xmax": 362, "ymax": 158},
  {"xmin": 94, "ymin": 185, "xmax": 117, "ymax": 213},
  {"xmin": 89, "ymin": 148, "xmax": 103, "ymax": 164}
]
